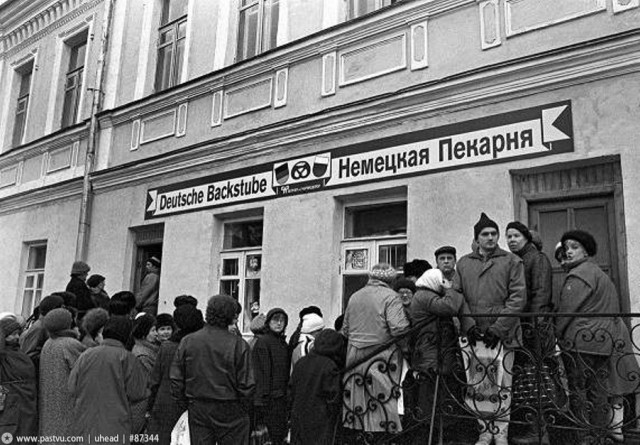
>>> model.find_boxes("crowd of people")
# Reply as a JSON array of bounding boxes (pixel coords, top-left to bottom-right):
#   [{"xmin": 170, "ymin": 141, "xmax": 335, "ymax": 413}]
[{"xmin": 0, "ymin": 213, "xmax": 638, "ymax": 445}]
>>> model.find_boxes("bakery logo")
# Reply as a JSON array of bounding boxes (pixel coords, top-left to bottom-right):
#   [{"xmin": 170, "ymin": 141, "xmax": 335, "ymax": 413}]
[{"xmin": 273, "ymin": 153, "xmax": 331, "ymax": 195}]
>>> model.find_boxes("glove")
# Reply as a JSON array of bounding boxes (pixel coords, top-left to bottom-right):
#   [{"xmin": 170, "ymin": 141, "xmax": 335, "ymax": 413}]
[
  {"xmin": 466, "ymin": 326, "xmax": 482, "ymax": 347},
  {"xmin": 483, "ymin": 327, "xmax": 501, "ymax": 349}
]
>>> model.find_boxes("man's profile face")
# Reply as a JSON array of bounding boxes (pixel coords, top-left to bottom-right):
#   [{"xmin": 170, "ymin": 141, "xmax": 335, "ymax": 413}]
[
  {"xmin": 477, "ymin": 228, "xmax": 499, "ymax": 252},
  {"xmin": 436, "ymin": 254, "xmax": 456, "ymax": 274}
]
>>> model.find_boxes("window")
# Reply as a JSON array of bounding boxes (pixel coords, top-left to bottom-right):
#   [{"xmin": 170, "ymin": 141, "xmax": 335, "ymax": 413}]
[
  {"xmin": 61, "ymin": 32, "xmax": 87, "ymax": 128},
  {"xmin": 347, "ymin": 0, "xmax": 397, "ymax": 19},
  {"xmin": 155, "ymin": 0, "xmax": 188, "ymax": 91},
  {"xmin": 21, "ymin": 243, "xmax": 47, "ymax": 318},
  {"xmin": 236, "ymin": 0, "xmax": 279, "ymax": 61},
  {"xmin": 12, "ymin": 61, "xmax": 33, "ymax": 147},
  {"xmin": 220, "ymin": 219, "xmax": 263, "ymax": 332},
  {"xmin": 341, "ymin": 201, "xmax": 407, "ymax": 308}
]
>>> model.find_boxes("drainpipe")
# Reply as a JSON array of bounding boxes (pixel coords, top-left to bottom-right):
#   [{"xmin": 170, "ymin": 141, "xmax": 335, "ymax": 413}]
[{"xmin": 75, "ymin": 0, "xmax": 116, "ymax": 261}]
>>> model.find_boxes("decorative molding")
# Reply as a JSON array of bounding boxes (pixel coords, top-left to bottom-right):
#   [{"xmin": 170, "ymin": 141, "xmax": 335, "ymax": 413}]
[
  {"xmin": 58, "ymin": 14, "xmax": 94, "ymax": 39},
  {"xmin": 479, "ymin": 0, "xmax": 501, "ymax": 50},
  {"xmin": 21, "ymin": 155, "xmax": 43, "ymax": 183},
  {"xmin": 321, "ymin": 52, "xmax": 337, "ymax": 97},
  {"xmin": 505, "ymin": 0, "xmax": 606, "ymax": 37},
  {"xmin": 211, "ymin": 91, "xmax": 223, "ymax": 127},
  {"xmin": 10, "ymin": 48, "xmax": 38, "ymax": 68},
  {"xmin": 140, "ymin": 110, "xmax": 177, "ymax": 145},
  {"xmin": 223, "ymin": 78, "xmax": 273, "ymax": 119},
  {"xmin": 339, "ymin": 33, "xmax": 407, "ymax": 87},
  {"xmin": 130, "ymin": 119, "xmax": 141, "ymax": 151},
  {"xmin": 47, "ymin": 145, "xmax": 72, "ymax": 173},
  {"xmin": 1, "ymin": 0, "xmax": 103, "ymax": 60},
  {"xmin": 176, "ymin": 103, "xmax": 188, "ymax": 137},
  {"xmin": 0, "ymin": 165, "xmax": 19, "ymax": 188},
  {"xmin": 612, "ymin": 0, "xmax": 639, "ymax": 13},
  {"xmin": 72, "ymin": 141, "xmax": 80, "ymax": 167},
  {"xmin": 274, "ymin": 68, "xmax": 289, "ymax": 109},
  {"xmin": 410, "ymin": 21, "xmax": 428, "ymax": 70}
]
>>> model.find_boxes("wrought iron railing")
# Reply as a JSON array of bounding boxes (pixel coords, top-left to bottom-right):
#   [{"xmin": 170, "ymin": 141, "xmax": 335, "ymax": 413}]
[{"xmin": 338, "ymin": 313, "xmax": 640, "ymax": 445}]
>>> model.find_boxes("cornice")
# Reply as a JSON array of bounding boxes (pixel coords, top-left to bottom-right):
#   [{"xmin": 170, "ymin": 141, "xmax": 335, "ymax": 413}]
[
  {"xmin": 102, "ymin": 0, "xmax": 473, "ymax": 125},
  {"xmin": 0, "ymin": 177, "xmax": 82, "ymax": 215},
  {"xmin": 0, "ymin": 0, "xmax": 103, "ymax": 59},
  {"xmin": 91, "ymin": 30, "xmax": 640, "ymax": 193}
]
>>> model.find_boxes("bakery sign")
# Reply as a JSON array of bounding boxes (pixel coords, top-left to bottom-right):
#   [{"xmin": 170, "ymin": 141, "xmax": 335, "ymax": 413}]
[{"xmin": 145, "ymin": 101, "xmax": 573, "ymax": 219}]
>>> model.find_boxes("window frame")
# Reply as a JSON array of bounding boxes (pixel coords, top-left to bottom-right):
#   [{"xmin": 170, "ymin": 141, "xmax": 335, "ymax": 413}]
[
  {"xmin": 12, "ymin": 62, "xmax": 34, "ymax": 148},
  {"xmin": 236, "ymin": 0, "xmax": 280, "ymax": 62},
  {"xmin": 347, "ymin": 0, "xmax": 397, "ymax": 20},
  {"xmin": 61, "ymin": 34, "xmax": 88, "ymax": 128},
  {"xmin": 155, "ymin": 14, "xmax": 187, "ymax": 92},
  {"xmin": 21, "ymin": 243, "xmax": 47, "ymax": 318}
]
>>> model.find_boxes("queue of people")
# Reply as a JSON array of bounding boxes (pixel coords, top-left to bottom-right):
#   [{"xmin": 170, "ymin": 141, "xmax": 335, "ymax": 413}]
[{"xmin": 0, "ymin": 214, "xmax": 637, "ymax": 445}]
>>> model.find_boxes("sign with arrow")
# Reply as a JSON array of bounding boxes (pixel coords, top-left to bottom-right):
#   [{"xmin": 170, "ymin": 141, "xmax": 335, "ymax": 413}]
[{"xmin": 144, "ymin": 101, "xmax": 573, "ymax": 219}]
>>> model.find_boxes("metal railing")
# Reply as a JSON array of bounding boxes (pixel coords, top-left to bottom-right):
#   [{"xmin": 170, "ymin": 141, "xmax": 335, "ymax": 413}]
[{"xmin": 338, "ymin": 313, "xmax": 640, "ymax": 445}]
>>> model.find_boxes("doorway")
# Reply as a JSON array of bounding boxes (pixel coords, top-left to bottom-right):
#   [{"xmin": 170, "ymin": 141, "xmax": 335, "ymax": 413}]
[{"xmin": 131, "ymin": 224, "xmax": 164, "ymax": 294}]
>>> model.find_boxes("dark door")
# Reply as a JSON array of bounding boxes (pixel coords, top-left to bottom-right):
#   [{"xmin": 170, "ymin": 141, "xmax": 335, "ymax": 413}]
[
  {"xmin": 528, "ymin": 196, "xmax": 619, "ymax": 307},
  {"xmin": 134, "ymin": 243, "xmax": 163, "ymax": 294}
]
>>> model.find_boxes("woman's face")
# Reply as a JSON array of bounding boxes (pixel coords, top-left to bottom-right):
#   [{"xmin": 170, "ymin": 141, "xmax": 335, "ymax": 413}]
[
  {"xmin": 269, "ymin": 313, "xmax": 286, "ymax": 334},
  {"xmin": 157, "ymin": 326, "xmax": 173, "ymax": 342},
  {"xmin": 564, "ymin": 239, "xmax": 588, "ymax": 265},
  {"xmin": 146, "ymin": 325, "xmax": 158, "ymax": 343},
  {"xmin": 506, "ymin": 229, "xmax": 528, "ymax": 253}
]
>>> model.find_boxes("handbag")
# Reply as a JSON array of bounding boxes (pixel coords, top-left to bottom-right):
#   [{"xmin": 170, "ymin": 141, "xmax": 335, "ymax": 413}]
[
  {"xmin": 459, "ymin": 341, "xmax": 507, "ymax": 416},
  {"xmin": 170, "ymin": 410, "xmax": 190, "ymax": 445},
  {"xmin": 250, "ymin": 424, "xmax": 272, "ymax": 445},
  {"xmin": 512, "ymin": 361, "xmax": 566, "ymax": 411}
]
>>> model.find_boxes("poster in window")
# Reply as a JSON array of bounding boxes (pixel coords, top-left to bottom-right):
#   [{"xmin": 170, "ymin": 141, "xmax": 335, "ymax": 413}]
[{"xmin": 345, "ymin": 248, "xmax": 368, "ymax": 271}]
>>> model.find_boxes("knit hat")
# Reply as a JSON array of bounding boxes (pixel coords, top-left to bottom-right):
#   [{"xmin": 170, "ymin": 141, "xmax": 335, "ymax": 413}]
[
  {"xmin": 205, "ymin": 294, "xmax": 238, "ymax": 327},
  {"xmin": 393, "ymin": 278, "xmax": 417, "ymax": 294},
  {"xmin": 0, "ymin": 317, "xmax": 22, "ymax": 337},
  {"xmin": 173, "ymin": 305, "xmax": 204, "ymax": 333},
  {"xmin": 369, "ymin": 263, "xmax": 397, "ymax": 284},
  {"xmin": 402, "ymin": 259, "xmax": 432, "ymax": 279},
  {"xmin": 82, "ymin": 308, "xmax": 109, "ymax": 338},
  {"xmin": 156, "ymin": 313, "xmax": 174, "ymax": 329},
  {"xmin": 561, "ymin": 230, "xmax": 597, "ymax": 256},
  {"xmin": 86, "ymin": 274, "xmax": 105, "ymax": 288},
  {"xmin": 39, "ymin": 295, "xmax": 65, "ymax": 317},
  {"xmin": 301, "ymin": 313, "xmax": 325, "ymax": 334},
  {"xmin": 103, "ymin": 316, "xmax": 132, "ymax": 344},
  {"xmin": 43, "ymin": 308, "xmax": 73, "ymax": 335},
  {"xmin": 265, "ymin": 308, "xmax": 288, "ymax": 327},
  {"xmin": 415, "ymin": 269, "xmax": 445, "ymax": 293},
  {"xmin": 132, "ymin": 313, "xmax": 156, "ymax": 339},
  {"xmin": 434, "ymin": 246, "xmax": 457, "ymax": 259},
  {"xmin": 506, "ymin": 221, "xmax": 532, "ymax": 242},
  {"xmin": 148, "ymin": 257, "xmax": 161, "ymax": 268},
  {"xmin": 474, "ymin": 212, "xmax": 499, "ymax": 239},
  {"xmin": 71, "ymin": 261, "xmax": 91, "ymax": 275},
  {"xmin": 299, "ymin": 305, "xmax": 323, "ymax": 320},
  {"xmin": 249, "ymin": 313, "xmax": 267, "ymax": 335},
  {"xmin": 174, "ymin": 295, "xmax": 198, "ymax": 308}
]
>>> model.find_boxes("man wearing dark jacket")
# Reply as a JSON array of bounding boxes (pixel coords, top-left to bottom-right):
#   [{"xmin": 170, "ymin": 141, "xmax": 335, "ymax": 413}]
[
  {"xmin": 170, "ymin": 294, "xmax": 254, "ymax": 445},
  {"xmin": 65, "ymin": 261, "xmax": 95, "ymax": 320}
]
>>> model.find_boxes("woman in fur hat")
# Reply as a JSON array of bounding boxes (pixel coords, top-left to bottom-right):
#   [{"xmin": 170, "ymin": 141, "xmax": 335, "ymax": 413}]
[
  {"xmin": 0, "ymin": 316, "xmax": 38, "ymax": 437},
  {"xmin": 253, "ymin": 307, "xmax": 291, "ymax": 445},
  {"xmin": 555, "ymin": 229, "xmax": 640, "ymax": 444},
  {"xmin": 342, "ymin": 263, "xmax": 410, "ymax": 436},
  {"xmin": 39, "ymin": 308, "xmax": 86, "ymax": 441}
]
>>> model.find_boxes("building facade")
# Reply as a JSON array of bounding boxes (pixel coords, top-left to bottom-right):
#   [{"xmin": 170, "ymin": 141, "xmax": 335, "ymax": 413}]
[{"xmin": 1, "ymin": 0, "xmax": 639, "ymax": 333}]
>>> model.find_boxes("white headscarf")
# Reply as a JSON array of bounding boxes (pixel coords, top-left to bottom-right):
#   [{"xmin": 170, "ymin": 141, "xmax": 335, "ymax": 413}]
[{"xmin": 415, "ymin": 268, "xmax": 445, "ymax": 294}]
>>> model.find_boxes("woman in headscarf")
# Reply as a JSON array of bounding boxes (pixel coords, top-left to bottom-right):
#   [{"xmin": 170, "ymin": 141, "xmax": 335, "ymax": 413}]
[
  {"xmin": 253, "ymin": 307, "xmax": 291, "ymax": 445},
  {"xmin": 342, "ymin": 263, "xmax": 410, "ymax": 436},
  {"xmin": 555, "ymin": 230, "xmax": 640, "ymax": 444},
  {"xmin": 0, "ymin": 316, "xmax": 38, "ymax": 437}
]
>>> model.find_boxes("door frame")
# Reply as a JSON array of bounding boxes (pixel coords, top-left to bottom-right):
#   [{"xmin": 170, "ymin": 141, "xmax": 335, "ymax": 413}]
[{"xmin": 511, "ymin": 156, "xmax": 629, "ymax": 313}]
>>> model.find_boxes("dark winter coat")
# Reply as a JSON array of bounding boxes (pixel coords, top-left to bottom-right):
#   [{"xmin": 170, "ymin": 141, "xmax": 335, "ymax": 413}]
[
  {"xmin": 90, "ymin": 289, "xmax": 110, "ymax": 311},
  {"xmin": 408, "ymin": 286, "xmax": 466, "ymax": 375},
  {"xmin": 0, "ymin": 343, "xmax": 38, "ymax": 436},
  {"xmin": 455, "ymin": 246, "xmax": 526, "ymax": 347},
  {"xmin": 39, "ymin": 333, "xmax": 86, "ymax": 440},
  {"xmin": 131, "ymin": 339, "xmax": 159, "ymax": 433},
  {"xmin": 68, "ymin": 339, "xmax": 149, "ymax": 441},
  {"xmin": 147, "ymin": 334, "xmax": 182, "ymax": 445},
  {"xmin": 65, "ymin": 276, "xmax": 95, "ymax": 319},
  {"xmin": 19, "ymin": 319, "xmax": 48, "ymax": 373},
  {"xmin": 290, "ymin": 330, "xmax": 346, "ymax": 445},
  {"xmin": 515, "ymin": 242, "xmax": 553, "ymax": 313},
  {"xmin": 252, "ymin": 330, "xmax": 290, "ymax": 406}
]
